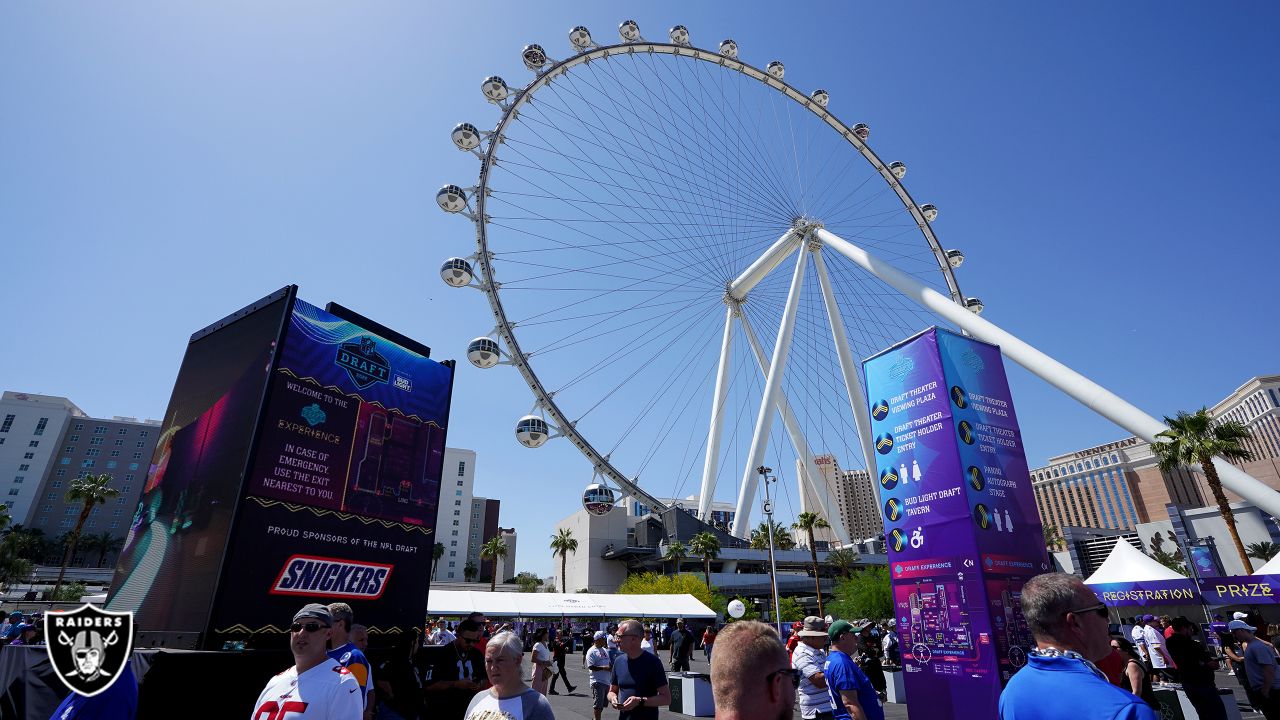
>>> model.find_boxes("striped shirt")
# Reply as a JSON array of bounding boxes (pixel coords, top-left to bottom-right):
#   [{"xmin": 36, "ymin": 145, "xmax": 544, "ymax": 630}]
[{"xmin": 793, "ymin": 641, "xmax": 833, "ymax": 718}]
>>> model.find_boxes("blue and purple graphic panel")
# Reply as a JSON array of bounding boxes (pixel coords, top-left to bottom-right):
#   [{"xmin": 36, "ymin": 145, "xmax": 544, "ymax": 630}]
[{"xmin": 865, "ymin": 328, "xmax": 1047, "ymax": 720}]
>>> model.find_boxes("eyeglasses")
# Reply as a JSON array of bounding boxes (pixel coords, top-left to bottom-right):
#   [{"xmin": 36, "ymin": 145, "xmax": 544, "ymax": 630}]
[
  {"xmin": 765, "ymin": 668, "xmax": 802, "ymax": 685},
  {"xmin": 1066, "ymin": 602, "xmax": 1108, "ymax": 619},
  {"xmin": 458, "ymin": 635, "xmax": 481, "ymax": 644},
  {"xmin": 615, "ymin": 633, "xmax": 642, "ymax": 639},
  {"xmin": 484, "ymin": 656, "xmax": 514, "ymax": 666},
  {"xmin": 290, "ymin": 622, "xmax": 330, "ymax": 633}
]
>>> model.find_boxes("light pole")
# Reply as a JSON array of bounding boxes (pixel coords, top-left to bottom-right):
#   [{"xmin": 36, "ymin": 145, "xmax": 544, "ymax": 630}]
[{"xmin": 758, "ymin": 465, "xmax": 783, "ymax": 636}]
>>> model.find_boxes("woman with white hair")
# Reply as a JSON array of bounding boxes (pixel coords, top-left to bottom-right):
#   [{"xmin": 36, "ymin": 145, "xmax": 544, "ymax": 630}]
[{"xmin": 465, "ymin": 630, "xmax": 556, "ymax": 720}]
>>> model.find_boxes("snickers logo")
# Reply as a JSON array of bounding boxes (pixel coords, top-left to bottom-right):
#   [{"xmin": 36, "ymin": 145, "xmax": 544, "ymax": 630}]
[{"xmin": 271, "ymin": 554, "xmax": 392, "ymax": 600}]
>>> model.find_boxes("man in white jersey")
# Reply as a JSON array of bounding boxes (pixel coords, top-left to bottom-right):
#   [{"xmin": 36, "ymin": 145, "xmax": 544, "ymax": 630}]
[
  {"xmin": 1131, "ymin": 616, "xmax": 1150, "ymax": 664},
  {"xmin": 252, "ymin": 603, "xmax": 362, "ymax": 720},
  {"xmin": 1141, "ymin": 613, "xmax": 1174, "ymax": 680}
]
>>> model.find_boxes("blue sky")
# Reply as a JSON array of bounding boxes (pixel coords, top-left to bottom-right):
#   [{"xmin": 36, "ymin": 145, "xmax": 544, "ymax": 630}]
[{"xmin": 3, "ymin": 3, "xmax": 1278, "ymax": 578}]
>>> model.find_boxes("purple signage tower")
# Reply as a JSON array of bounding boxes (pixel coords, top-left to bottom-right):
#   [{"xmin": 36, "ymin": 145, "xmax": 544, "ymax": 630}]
[{"xmin": 863, "ymin": 327, "xmax": 1049, "ymax": 717}]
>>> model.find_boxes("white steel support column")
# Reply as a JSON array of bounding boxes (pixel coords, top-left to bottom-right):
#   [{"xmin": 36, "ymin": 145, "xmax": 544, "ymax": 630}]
[
  {"xmin": 812, "ymin": 248, "xmax": 880, "ymax": 493},
  {"xmin": 731, "ymin": 246, "xmax": 810, "ymax": 538},
  {"xmin": 737, "ymin": 304, "xmax": 852, "ymax": 545},
  {"xmin": 727, "ymin": 229, "xmax": 802, "ymax": 300},
  {"xmin": 815, "ymin": 227, "xmax": 1280, "ymax": 519},
  {"xmin": 697, "ymin": 304, "xmax": 737, "ymax": 521}
]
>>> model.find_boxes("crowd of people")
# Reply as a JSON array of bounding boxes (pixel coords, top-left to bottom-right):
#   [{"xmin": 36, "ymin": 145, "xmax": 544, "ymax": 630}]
[
  {"xmin": 0, "ymin": 609, "xmax": 46, "ymax": 647},
  {"xmin": 250, "ymin": 603, "xmax": 912, "ymax": 720}
]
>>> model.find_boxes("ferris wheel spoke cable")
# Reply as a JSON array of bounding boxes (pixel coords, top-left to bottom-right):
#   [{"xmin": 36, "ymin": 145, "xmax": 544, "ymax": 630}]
[{"xmin": 532, "ymin": 286, "xmax": 718, "ymax": 359}]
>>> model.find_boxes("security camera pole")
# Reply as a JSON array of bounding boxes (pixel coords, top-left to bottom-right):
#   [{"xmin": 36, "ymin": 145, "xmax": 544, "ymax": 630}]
[{"xmin": 758, "ymin": 465, "xmax": 783, "ymax": 637}]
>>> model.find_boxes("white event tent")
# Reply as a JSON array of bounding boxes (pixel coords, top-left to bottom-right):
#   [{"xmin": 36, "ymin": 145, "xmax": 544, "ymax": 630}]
[
  {"xmin": 1084, "ymin": 538, "xmax": 1187, "ymax": 584},
  {"xmin": 427, "ymin": 591, "xmax": 716, "ymax": 619}
]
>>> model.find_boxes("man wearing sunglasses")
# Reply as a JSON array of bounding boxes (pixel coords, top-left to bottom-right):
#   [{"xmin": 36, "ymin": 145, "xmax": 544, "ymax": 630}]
[
  {"xmin": 252, "ymin": 603, "xmax": 363, "ymax": 720},
  {"xmin": 998, "ymin": 573, "xmax": 1156, "ymax": 720},
  {"xmin": 607, "ymin": 619, "xmax": 670, "ymax": 720},
  {"xmin": 420, "ymin": 618, "xmax": 489, "ymax": 720}
]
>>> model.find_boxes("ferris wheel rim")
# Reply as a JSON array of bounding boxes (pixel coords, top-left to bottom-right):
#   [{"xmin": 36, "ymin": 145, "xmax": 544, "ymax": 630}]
[{"xmin": 461, "ymin": 32, "xmax": 967, "ymax": 519}]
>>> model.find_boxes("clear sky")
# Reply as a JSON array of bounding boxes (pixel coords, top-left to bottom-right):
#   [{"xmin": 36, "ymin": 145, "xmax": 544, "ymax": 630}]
[{"xmin": 3, "ymin": 3, "xmax": 1278, "ymax": 579}]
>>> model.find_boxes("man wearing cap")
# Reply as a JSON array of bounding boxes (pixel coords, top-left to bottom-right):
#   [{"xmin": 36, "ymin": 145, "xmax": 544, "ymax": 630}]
[
  {"xmin": 328, "ymin": 603, "xmax": 373, "ymax": 711},
  {"xmin": 588, "ymin": 630, "xmax": 614, "ymax": 720},
  {"xmin": 792, "ymin": 616, "xmax": 834, "ymax": 720},
  {"xmin": 1232, "ymin": 619, "xmax": 1280, "ymax": 719},
  {"xmin": 1140, "ymin": 613, "xmax": 1173, "ymax": 681},
  {"xmin": 669, "ymin": 620, "xmax": 695, "ymax": 672},
  {"xmin": 880, "ymin": 621, "xmax": 899, "ymax": 666},
  {"xmin": 253, "ymin": 603, "xmax": 363, "ymax": 720},
  {"xmin": 8, "ymin": 623, "xmax": 37, "ymax": 646},
  {"xmin": 1167, "ymin": 617, "xmax": 1226, "ymax": 720},
  {"xmin": 998, "ymin": 573, "xmax": 1156, "ymax": 720},
  {"xmin": 824, "ymin": 620, "xmax": 882, "ymax": 720}
]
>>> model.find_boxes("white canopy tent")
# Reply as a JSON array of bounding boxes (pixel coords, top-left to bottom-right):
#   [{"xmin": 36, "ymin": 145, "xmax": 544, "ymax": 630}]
[
  {"xmin": 1253, "ymin": 554, "xmax": 1280, "ymax": 576},
  {"xmin": 1084, "ymin": 537, "xmax": 1188, "ymax": 584},
  {"xmin": 427, "ymin": 591, "xmax": 716, "ymax": 619}
]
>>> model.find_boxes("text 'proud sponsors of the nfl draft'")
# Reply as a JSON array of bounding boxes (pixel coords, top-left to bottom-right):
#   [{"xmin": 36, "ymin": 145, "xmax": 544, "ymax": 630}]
[
  {"xmin": 863, "ymin": 327, "xmax": 1047, "ymax": 720},
  {"xmin": 211, "ymin": 298, "xmax": 453, "ymax": 639}
]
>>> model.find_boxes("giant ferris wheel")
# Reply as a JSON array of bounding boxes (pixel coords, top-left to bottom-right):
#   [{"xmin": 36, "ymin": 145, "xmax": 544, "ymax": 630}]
[{"xmin": 435, "ymin": 20, "xmax": 1280, "ymax": 541}]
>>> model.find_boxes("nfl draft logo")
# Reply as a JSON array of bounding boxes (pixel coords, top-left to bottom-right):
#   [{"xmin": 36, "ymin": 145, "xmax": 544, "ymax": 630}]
[{"xmin": 45, "ymin": 605, "xmax": 134, "ymax": 697}]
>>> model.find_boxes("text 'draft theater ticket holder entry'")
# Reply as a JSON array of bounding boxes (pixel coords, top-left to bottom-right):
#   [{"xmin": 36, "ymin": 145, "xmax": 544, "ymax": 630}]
[{"xmin": 863, "ymin": 327, "xmax": 1048, "ymax": 720}]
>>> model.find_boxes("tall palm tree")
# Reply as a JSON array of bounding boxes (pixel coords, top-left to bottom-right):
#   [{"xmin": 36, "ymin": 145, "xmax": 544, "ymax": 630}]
[
  {"xmin": 662, "ymin": 540, "xmax": 688, "ymax": 576},
  {"xmin": 432, "ymin": 542, "xmax": 446, "ymax": 580},
  {"xmin": 464, "ymin": 560, "xmax": 478, "ymax": 582},
  {"xmin": 689, "ymin": 532, "xmax": 721, "ymax": 588},
  {"xmin": 825, "ymin": 547, "xmax": 858, "ymax": 578},
  {"xmin": 52, "ymin": 473, "xmax": 119, "ymax": 599},
  {"xmin": 1152, "ymin": 408, "xmax": 1255, "ymax": 571},
  {"xmin": 550, "ymin": 528, "xmax": 578, "ymax": 592},
  {"xmin": 750, "ymin": 520, "xmax": 796, "ymax": 551},
  {"xmin": 793, "ymin": 512, "xmax": 831, "ymax": 618},
  {"xmin": 479, "ymin": 537, "xmax": 508, "ymax": 592}
]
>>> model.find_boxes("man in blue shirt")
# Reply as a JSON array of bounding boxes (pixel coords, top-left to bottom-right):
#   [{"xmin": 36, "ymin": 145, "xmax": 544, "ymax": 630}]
[
  {"xmin": 824, "ymin": 620, "xmax": 883, "ymax": 720},
  {"xmin": 608, "ymin": 619, "xmax": 670, "ymax": 720},
  {"xmin": 999, "ymin": 573, "xmax": 1156, "ymax": 720}
]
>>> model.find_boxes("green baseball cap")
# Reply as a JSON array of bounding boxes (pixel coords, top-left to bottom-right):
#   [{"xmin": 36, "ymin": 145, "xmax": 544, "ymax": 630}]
[{"xmin": 828, "ymin": 619, "xmax": 855, "ymax": 642}]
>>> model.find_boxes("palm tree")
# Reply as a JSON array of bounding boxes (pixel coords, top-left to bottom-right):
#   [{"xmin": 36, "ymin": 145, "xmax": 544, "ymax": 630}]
[
  {"xmin": 662, "ymin": 540, "xmax": 688, "ymax": 576},
  {"xmin": 432, "ymin": 542, "xmax": 446, "ymax": 580},
  {"xmin": 825, "ymin": 547, "xmax": 858, "ymax": 578},
  {"xmin": 1043, "ymin": 524, "xmax": 1065, "ymax": 553},
  {"xmin": 1246, "ymin": 541, "xmax": 1280, "ymax": 563},
  {"xmin": 550, "ymin": 528, "xmax": 578, "ymax": 592},
  {"xmin": 689, "ymin": 532, "xmax": 721, "ymax": 588},
  {"xmin": 82, "ymin": 532, "xmax": 123, "ymax": 567},
  {"xmin": 479, "ymin": 537, "xmax": 508, "ymax": 592},
  {"xmin": 1152, "ymin": 408, "xmax": 1255, "ymax": 571},
  {"xmin": 52, "ymin": 473, "xmax": 119, "ymax": 599},
  {"xmin": 750, "ymin": 520, "xmax": 796, "ymax": 551},
  {"xmin": 793, "ymin": 512, "xmax": 831, "ymax": 618},
  {"xmin": 464, "ymin": 560, "xmax": 478, "ymax": 582}
]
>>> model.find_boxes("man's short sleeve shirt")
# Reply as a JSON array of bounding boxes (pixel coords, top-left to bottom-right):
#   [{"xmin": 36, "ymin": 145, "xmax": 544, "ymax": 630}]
[
  {"xmin": 824, "ymin": 649, "xmax": 883, "ymax": 720},
  {"xmin": 611, "ymin": 651, "xmax": 668, "ymax": 720},
  {"xmin": 1141, "ymin": 626, "xmax": 1167, "ymax": 668},
  {"xmin": 587, "ymin": 646, "xmax": 613, "ymax": 685},
  {"xmin": 327, "ymin": 643, "xmax": 372, "ymax": 705},
  {"xmin": 252, "ymin": 658, "xmax": 363, "ymax": 720},
  {"xmin": 792, "ymin": 642, "xmax": 832, "ymax": 718}
]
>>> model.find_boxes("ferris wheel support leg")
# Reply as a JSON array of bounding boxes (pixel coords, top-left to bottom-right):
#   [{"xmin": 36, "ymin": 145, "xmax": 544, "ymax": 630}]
[
  {"xmin": 727, "ymin": 229, "xmax": 802, "ymax": 300},
  {"xmin": 812, "ymin": 249, "xmax": 881, "ymax": 513},
  {"xmin": 730, "ymin": 247, "xmax": 811, "ymax": 538},
  {"xmin": 814, "ymin": 227, "xmax": 1280, "ymax": 519},
  {"xmin": 737, "ymin": 303, "xmax": 853, "ymax": 546},
  {"xmin": 697, "ymin": 305, "xmax": 737, "ymax": 522}
]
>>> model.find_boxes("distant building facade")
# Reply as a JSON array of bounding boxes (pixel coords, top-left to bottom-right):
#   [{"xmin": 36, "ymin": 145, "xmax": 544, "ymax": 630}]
[
  {"xmin": 1210, "ymin": 375, "xmax": 1280, "ymax": 496},
  {"xmin": 469, "ymin": 497, "xmax": 501, "ymax": 581},
  {"xmin": 436, "ymin": 447, "xmax": 476, "ymax": 581},
  {"xmin": 0, "ymin": 392, "xmax": 86, "ymax": 523},
  {"xmin": 29, "ymin": 415, "xmax": 160, "ymax": 545}
]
